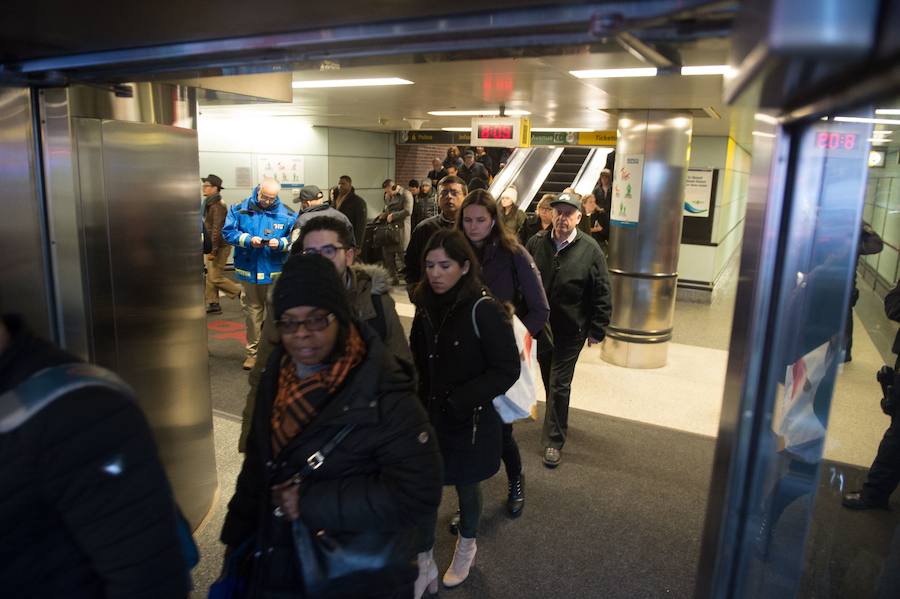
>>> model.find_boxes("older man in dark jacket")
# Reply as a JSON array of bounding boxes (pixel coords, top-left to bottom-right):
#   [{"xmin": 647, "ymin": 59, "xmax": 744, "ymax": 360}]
[
  {"xmin": 526, "ymin": 192, "xmax": 612, "ymax": 468},
  {"xmin": 0, "ymin": 314, "xmax": 189, "ymax": 598}
]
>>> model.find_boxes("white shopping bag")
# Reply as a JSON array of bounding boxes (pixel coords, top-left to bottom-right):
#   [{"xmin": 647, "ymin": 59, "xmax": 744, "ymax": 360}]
[{"xmin": 492, "ymin": 316, "xmax": 538, "ymax": 423}]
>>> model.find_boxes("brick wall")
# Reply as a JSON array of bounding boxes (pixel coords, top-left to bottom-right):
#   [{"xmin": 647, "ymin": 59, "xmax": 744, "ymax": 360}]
[{"xmin": 395, "ymin": 144, "xmax": 448, "ymax": 188}]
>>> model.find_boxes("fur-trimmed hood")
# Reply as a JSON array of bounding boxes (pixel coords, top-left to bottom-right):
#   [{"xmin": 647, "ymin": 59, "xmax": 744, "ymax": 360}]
[{"xmin": 350, "ymin": 263, "xmax": 391, "ymax": 296}]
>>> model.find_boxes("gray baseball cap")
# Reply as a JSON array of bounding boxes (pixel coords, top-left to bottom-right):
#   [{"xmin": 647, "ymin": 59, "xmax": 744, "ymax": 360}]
[{"xmin": 550, "ymin": 192, "xmax": 582, "ymax": 210}]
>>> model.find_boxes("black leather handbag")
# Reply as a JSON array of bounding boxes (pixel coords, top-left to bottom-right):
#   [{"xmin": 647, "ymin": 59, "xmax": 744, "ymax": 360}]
[
  {"xmin": 372, "ymin": 222, "xmax": 402, "ymax": 248},
  {"xmin": 289, "ymin": 426, "xmax": 418, "ymax": 598}
]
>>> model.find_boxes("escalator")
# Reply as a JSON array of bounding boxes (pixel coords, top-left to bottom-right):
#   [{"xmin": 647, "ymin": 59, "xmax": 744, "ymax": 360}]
[
  {"xmin": 527, "ymin": 147, "xmax": 592, "ymax": 210},
  {"xmin": 488, "ymin": 145, "xmax": 613, "ymax": 213}
]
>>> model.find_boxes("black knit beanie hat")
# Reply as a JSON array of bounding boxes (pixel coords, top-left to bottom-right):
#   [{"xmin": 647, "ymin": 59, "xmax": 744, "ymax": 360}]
[{"xmin": 273, "ymin": 253, "xmax": 352, "ymax": 324}]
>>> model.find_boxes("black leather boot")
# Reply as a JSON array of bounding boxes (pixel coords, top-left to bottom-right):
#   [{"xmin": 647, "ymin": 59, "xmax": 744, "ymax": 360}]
[{"xmin": 507, "ymin": 473, "xmax": 525, "ymax": 517}]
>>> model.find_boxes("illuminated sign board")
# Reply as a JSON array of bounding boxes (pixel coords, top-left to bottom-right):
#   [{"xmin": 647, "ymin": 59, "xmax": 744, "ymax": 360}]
[{"xmin": 470, "ymin": 117, "xmax": 531, "ymax": 148}]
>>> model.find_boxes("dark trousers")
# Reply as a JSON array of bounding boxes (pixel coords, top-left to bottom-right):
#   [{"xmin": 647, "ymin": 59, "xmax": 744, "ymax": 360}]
[
  {"xmin": 538, "ymin": 332, "xmax": 586, "ymax": 450},
  {"xmin": 382, "ymin": 246, "xmax": 403, "ymax": 283},
  {"xmin": 419, "ymin": 483, "xmax": 482, "ymax": 550},
  {"xmin": 501, "ymin": 423, "xmax": 522, "ymax": 479},
  {"xmin": 864, "ymin": 412, "xmax": 900, "ymax": 503}
]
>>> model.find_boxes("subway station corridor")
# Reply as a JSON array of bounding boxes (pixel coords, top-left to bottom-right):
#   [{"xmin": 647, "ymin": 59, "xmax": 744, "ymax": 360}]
[{"xmin": 192, "ymin": 263, "xmax": 898, "ymax": 598}]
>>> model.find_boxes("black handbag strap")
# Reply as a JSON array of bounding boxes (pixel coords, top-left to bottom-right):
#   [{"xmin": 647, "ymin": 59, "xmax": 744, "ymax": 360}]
[{"xmin": 291, "ymin": 424, "xmax": 356, "ymax": 484}]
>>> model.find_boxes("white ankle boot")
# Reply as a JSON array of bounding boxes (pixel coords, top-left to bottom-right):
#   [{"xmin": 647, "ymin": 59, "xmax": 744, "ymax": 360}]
[
  {"xmin": 442, "ymin": 536, "xmax": 477, "ymax": 588},
  {"xmin": 414, "ymin": 548, "xmax": 438, "ymax": 598}
]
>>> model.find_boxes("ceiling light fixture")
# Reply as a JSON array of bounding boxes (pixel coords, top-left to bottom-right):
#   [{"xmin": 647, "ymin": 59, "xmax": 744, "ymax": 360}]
[
  {"xmin": 875, "ymin": 109, "xmax": 900, "ymax": 115},
  {"xmin": 752, "ymin": 131, "xmax": 776, "ymax": 138},
  {"xmin": 531, "ymin": 128, "xmax": 595, "ymax": 132},
  {"xmin": 872, "ymin": 130, "xmax": 893, "ymax": 136},
  {"xmin": 428, "ymin": 109, "xmax": 531, "ymax": 116},
  {"xmin": 833, "ymin": 116, "xmax": 900, "ymax": 125},
  {"xmin": 754, "ymin": 113, "xmax": 779, "ymax": 125},
  {"xmin": 292, "ymin": 78, "xmax": 413, "ymax": 89},
  {"xmin": 441, "ymin": 127, "xmax": 471, "ymax": 132},
  {"xmin": 681, "ymin": 65, "xmax": 732, "ymax": 76},
  {"xmin": 569, "ymin": 67, "xmax": 658, "ymax": 79}
]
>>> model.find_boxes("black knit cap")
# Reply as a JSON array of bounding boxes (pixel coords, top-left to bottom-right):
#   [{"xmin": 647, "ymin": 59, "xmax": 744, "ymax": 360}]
[{"xmin": 273, "ymin": 253, "xmax": 352, "ymax": 324}]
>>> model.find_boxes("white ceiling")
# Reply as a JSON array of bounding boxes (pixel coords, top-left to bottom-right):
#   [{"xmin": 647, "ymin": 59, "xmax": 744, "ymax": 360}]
[
  {"xmin": 198, "ymin": 39, "xmax": 899, "ymax": 151},
  {"xmin": 200, "ymin": 39, "xmax": 748, "ymax": 138}
]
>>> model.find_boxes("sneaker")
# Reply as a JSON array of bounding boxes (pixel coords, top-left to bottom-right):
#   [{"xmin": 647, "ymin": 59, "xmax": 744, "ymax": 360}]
[
  {"xmin": 242, "ymin": 356, "xmax": 256, "ymax": 370},
  {"xmin": 206, "ymin": 303, "xmax": 222, "ymax": 314},
  {"xmin": 543, "ymin": 447, "xmax": 561, "ymax": 468}
]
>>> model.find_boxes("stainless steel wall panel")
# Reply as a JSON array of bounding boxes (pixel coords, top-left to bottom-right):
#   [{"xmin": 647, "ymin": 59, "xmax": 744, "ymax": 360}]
[
  {"xmin": 603, "ymin": 110, "xmax": 693, "ymax": 368},
  {"xmin": 72, "ymin": 117, "xmax": 118, "ymax": 368},
  {"xmin": 40, "ymin": 88, "xmax": 92, "ymax": 357},
  {"xmin": 99, "ymin": 120, "xmax": 215, "ymax": 525},
  {"xmin": 67, "ymin": 83, "xmax": 197, "ymax": 129},
  {"xmin": 0, "ymin": 88, "xmax": 54, "ymax": 337}
]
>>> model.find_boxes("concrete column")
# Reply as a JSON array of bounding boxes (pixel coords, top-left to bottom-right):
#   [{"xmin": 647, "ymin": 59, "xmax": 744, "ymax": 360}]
[{"xmin": 601, "ymin": 110, "xmax": 693, "ymax": 368}]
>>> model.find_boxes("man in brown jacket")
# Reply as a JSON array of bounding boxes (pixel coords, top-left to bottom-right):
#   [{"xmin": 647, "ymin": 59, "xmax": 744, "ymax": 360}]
[{"xmin": 203, "ymin": 174, "xmax": 242, "ymax": 314}]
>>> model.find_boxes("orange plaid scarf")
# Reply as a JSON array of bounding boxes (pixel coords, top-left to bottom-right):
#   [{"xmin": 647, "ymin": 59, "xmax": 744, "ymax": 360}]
[{"xmin": 271, "ymin": 324, "xmax": 366, "ymax": 455}]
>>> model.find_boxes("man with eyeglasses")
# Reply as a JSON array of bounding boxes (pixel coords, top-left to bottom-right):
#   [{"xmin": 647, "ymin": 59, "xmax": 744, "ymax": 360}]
[
  {"xmin": 223, "ymin": 178, "xmax": 298, "ymax": 370},
  {"xmin": 403, "ymin": 175, "xmax": 468, "ymax": 298},
  {"xmin": 237, "ymin": 215, "xmax": 411, "ymax": 450},
  {"xmin": 526, "ymin": 192, "xmax": 612, "ymax": 468}
]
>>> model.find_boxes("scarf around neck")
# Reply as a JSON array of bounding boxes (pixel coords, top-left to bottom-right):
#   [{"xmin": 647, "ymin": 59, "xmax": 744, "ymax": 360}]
[{"xmin": 270, "ymin": 323, "xmax": 367, "ymax": 455}]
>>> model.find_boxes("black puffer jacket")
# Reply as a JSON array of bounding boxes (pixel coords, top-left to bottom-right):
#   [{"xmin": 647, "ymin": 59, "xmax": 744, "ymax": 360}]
[
  {"xmin": 410, "ymin": 288, "xmax": 520, "ymax": 485},
  {"xmin": 221, "ymin": 323, "xmax": 443, "ymax": 597},
  {"xmin": 0, "ymin": 315, "xmax": 189, "ymax": 599}
]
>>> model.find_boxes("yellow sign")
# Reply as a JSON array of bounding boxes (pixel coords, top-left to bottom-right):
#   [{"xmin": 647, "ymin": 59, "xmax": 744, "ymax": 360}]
[
  {"xmin": 577, "ymin": 131, "xmax": 617, "ymax": 146},
  {"xmin": 519, "ymin": 117, "xmax": 532, "ymax": 148}
]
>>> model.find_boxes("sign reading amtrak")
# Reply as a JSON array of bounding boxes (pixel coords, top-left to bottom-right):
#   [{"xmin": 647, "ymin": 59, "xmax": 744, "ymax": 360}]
[
  {"xmin": 258, "ymin": 155, "xmax": 304, "ymax": 188},
  {"xmin": 683, "ymin": 169, "xmax": 714, "ymax": 217},
  {"xmin": 611, "ymin": 154, "xmax": 644, "ymax": 228}
]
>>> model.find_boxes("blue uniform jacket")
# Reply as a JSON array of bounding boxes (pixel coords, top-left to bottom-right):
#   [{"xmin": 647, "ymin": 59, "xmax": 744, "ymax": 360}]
[{"xmin": 222, "ymin": 187, "xmax": 297, "ymax": 284}]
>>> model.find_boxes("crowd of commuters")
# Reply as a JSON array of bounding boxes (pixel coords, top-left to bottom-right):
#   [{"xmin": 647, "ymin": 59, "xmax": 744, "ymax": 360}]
[{"xmin": 196, "ymin": 153, "xmax": 615, "ymax": 595}]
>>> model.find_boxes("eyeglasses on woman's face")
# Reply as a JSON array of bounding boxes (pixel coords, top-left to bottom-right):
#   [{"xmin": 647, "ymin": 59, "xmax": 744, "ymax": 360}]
[{"xmin": 276, "ymin": 312, "xmax": 336, "ymax": 334}]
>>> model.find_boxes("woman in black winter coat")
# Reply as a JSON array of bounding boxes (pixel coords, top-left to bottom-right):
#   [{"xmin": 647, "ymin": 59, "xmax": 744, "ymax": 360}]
[
  {"xmin": 219, "ymin": 254, "xmax": 443, "ymax": 599},
  {"xmin": 457, "ymin": 189, "xmax": 549, "ymax": 518},
  {"xmin": 409, "ymin": 229, "xmax": 520, "ymax": 593}
]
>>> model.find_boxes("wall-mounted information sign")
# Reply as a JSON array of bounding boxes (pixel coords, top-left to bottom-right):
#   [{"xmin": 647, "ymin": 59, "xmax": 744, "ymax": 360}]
[
  {"xmin": 683, "ymin": 169, "xmax": 714, "ymax": 217},
  {"xmin": 258, "ymin": 155, "xmax": 304, "ymax": 187},
  {"xmin": 610, "ymin": 154, "xmax": 644, "ymax": 228},
  {"xmin": 470, "ymin": 117, "xmax": 531, "ymax": 148}
]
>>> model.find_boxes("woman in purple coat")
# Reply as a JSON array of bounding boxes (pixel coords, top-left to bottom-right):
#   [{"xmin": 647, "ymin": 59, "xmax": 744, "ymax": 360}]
[{"xmin": 457, "ymin": 189, "xmax": 550, "ymax": 518}]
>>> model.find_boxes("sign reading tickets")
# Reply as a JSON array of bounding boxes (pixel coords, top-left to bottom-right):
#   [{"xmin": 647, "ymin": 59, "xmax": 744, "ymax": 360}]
[
  {"xmin": 683, "ymin": 169, "xmax": 714, "ymax": 217},
  {"xmin": 258, "ymin": 155, "xmax": 304, "ymax": 187},
  {"xmin": 611, "ymin": 154, "xmax": 644, "ymax": 228},
  {"xmin": 576, "ymin": 131, "xmax": 617, "ymax": 146}
]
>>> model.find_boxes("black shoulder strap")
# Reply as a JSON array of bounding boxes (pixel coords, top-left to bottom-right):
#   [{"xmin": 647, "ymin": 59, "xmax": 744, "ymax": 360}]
[
  {"xmin": 0, "ymin": 364, "xmax": 132, "ymax": 433},
  {"xmin": 292, "ymin": 424, "xmax": 356, "ymax": 483}
]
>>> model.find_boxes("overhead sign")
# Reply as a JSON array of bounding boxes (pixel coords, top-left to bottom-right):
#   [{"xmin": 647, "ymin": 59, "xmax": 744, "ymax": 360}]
[
  {"xmin": 576, "ymin": 131, "xmax": 617, "ymax": 146},
  {"xmin": 400, "ymin": 130, "xmax": 471, "ymax": 144},
  {"xmin": 258, "ymin": 155, "xmax": 304, "ymax": 187},
  {"xmin": 470, "ymin": 117, "xmax": 531, "ymax": 148},
  {"xmin": 610, "ymin": 154, "xmax": 644, "ymax": 228},
  {"xmin": 683, "ymin": 169, "xmax": 714, "ymax": 217}
]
